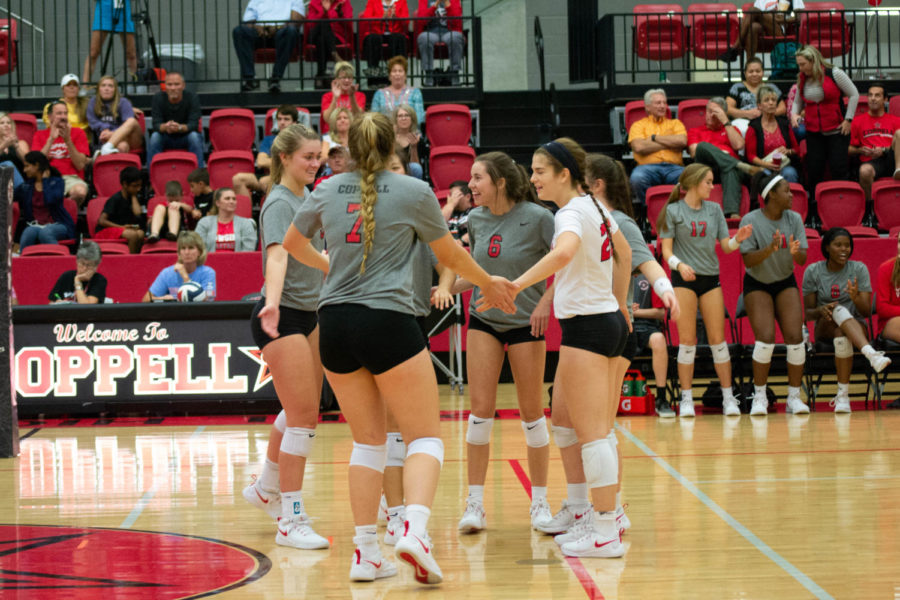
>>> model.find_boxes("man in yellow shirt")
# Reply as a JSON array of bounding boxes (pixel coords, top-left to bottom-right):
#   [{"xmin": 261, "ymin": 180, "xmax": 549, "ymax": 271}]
[{"xmin": 627, "ymin": 88, "xmax": 687, "ymax": 204}]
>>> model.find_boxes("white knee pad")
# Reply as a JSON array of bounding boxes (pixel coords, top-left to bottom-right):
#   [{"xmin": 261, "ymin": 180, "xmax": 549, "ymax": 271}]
[
  {"xmin": 465, "ymin": 414, "xmax": 494, "ymax": 446},
  {"xmin": 280, "ymin": 426, "xmax": 315, "ymax": 457},
  {"xmin": 711, "ymin": 341, "xmax": 730, "ymax": 364},
  {"xmin": 606, "ymin": 430, "xmax": 618, "ymax": 448},
  {"xmin": 273, "ymin": 410, "xmax": 286, "ymax": 433},
  {"xmin": 677, "ymin": 344, "xmax": 696, "ymax": 365},
  {"xmin": 349, "ymin": 442, "xmax": 387, "ymax": 473},
  {"xmin": 581, "ymin": 439, "xmax": 618, "ymax": 489},
  {"xmin": 386, "ymin": 431, "xmax": 406, "ymax": 467},
  {"xmin": 521, "ymin": 417, "xmax": 549, "ymax": 448},
  {"xmin": 407, "ymin": 437, "xmax": 444, "ymax": 467},
  {"xmin": 552, "ymin": 425, "xmax": 578, "ymax": 448},
  {"xmin": 832, "ymin": 305, "xmax": 853, "ymax": 327},
  {"xmin": 786, "ymin": 343, "xmax": 806, "ymax": 366},
  {"xmin": 833, "ymin": 336, "xmax": 853, "ymax": 358},
  {"xmin": 752, "ymin": 341, "xmax": 775, "ymax": 364}
]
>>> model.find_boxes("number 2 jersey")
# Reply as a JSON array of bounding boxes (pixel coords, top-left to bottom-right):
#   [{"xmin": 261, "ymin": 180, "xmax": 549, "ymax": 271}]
[{"xmin": 659, "ymin": 200, "xmax": 729, "ymax": 276}]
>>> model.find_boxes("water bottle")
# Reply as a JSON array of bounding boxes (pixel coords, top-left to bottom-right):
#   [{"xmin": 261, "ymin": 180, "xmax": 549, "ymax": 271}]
[{"xmin": 205, "ymin": 281, "xmax": 216, "ymax": 302}]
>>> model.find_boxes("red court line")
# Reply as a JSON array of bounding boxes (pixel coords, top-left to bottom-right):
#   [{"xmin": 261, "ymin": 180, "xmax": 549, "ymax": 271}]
[{"xmin": 507, "ymin": 458, "xmax": 605, "ymax": 600}]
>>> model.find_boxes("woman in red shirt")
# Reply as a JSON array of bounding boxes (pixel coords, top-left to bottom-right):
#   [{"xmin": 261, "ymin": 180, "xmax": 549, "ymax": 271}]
[
  {"xmin": 308, "ymin": 0, "xmax": 353, "ymax": 78},
  {"xmin": 360, "ymin": 0, "xmax": 409, "ymax": 77}
]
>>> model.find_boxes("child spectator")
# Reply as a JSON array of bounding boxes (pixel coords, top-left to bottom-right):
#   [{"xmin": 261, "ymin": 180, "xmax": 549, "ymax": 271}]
[
  {"xmin": 148, "ymin": 180, "xmax": 191, "ymax": 242},
  {"xmin": 632, "ymin": 273, "xmax": 673, "ymax": 417},
  {"xmin": 187, "ymin": 168, "xmax": 215, "ymax": 218},
  {"xmin": 440, "ymin": 180, "xmax": 472, "ymax": 246},
  {"xmin": 93, "ymin": 165, "xmax": 146, "ymax": 253}
]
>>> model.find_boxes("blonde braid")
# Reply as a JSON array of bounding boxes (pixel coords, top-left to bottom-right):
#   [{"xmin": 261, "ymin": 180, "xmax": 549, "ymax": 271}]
[{"xmin": 358, "ymin": 155, "xmax": 379, "ymax": 274}]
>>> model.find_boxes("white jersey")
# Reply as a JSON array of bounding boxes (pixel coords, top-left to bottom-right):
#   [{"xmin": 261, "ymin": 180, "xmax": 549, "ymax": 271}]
[{"xmin": 552, "ymin": 195, "xmax": 620, "ymax": 319}]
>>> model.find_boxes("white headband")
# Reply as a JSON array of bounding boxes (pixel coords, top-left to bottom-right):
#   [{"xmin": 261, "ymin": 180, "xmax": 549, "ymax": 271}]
[{"xmin": 761, "ymin": 175, "xmax": 785, "ymax": 200}]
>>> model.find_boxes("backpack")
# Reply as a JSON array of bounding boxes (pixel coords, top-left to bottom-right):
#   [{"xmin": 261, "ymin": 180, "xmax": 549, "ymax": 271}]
[{"xmin": 770, "ymin": 41, "xmax": 800, "ymax": 80}]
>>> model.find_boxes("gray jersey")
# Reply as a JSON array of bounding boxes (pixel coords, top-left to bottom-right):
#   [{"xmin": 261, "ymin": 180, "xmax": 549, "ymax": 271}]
[
  {"xmin": 739, "ymin": 208, "xmax": 807, "ymax": 283},
  {"xmin": 467, "ymin": 201, "xmax": 554, "ymax": 331},
  {"xmin": 293, "ymin": 170, "xmax": 449, "ymax": 314},
  {"xmin": 412, "ymin": 241, "xmax": 438, "ymax": 317},
  {"xmin": 802, "ymin": 260, "xmax": 871, "ymax": 317},
  {"xmin": 659, "ymin": 200, "xmax": 729, "ymax": 276},
  {"xmin": 613, "ymin": 209, "xmax": 656, "ymax": 322},
  {"xmin": 259, "ymin": 184, "xmax": 324, "ymax": 311}
]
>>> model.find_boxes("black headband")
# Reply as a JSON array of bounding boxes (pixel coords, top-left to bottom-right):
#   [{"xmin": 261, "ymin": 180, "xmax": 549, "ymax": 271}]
[{"xmin": 541, "ymin": 141, "xmax": 581, "ymax": 183}]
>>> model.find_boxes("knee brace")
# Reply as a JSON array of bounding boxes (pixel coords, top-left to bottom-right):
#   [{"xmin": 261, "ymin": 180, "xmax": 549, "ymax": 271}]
[
  {"xmin": 752, "ymin": 341, "xmax": 775, "ymax": 364},
  {"xmin": 833, "ymin": 336, "xmax": 853, "ymax": 358},
  {"xmin": 386, "ymin": 431, "xmax": 406, "ymax": 468},
  {"xmin": 521, "ymin": 417, "xmax": 549, "ymax": 448},
  {"xmin": 407, "ymin": 437, "xmax": 444, "ymax": 467},
  {"xmin": 677, "ymin": 344, "xmax": 696, "ymax": 365},
  {"xmin": 349, "ymin": 442, "xmax": 387, "ymax": 473},
  {"xmin": 832, "ymin": 305, "xmax": 853, "ymax": 327},
  {"xmin": 465, "ymin": 414, "xmax": 494, "ymax": 446},
  {"xmin": 711, "ymin": 341, "xmax": 730, "ymax": 364},
  {"xmin": 552, "ymin": 425, "xmax": 578, "ymax": 448},
  {"xmin": 280, "ymin": 426, "xmax": 316, "ymax": 457},
  {"xmin": 273, "ymin": 410, "xmax": 286, "ymax": 433},
  {"xmin": 606, "ymin": 430, "xmax": 618, "ymax": 448},
  {"xmin": 786, "ymin": 343, "xmax": 806, "ymax": 366},
  {"xmin": 581, "ymin": 438, "xmax": 618, "ymax": 489}
]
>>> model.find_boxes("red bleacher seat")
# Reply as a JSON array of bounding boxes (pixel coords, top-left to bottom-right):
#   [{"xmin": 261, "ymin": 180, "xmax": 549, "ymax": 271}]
[
  {"xmin": 264, "ymin": 106, "xmax": 311, "ymax": 136},
  {"xmin": 646, "ymin": 184, "xmax": 676, "ymax": 237},
  {"xmin": 687, "ymin": 4, "xmax": 738, "ymax": 62},
  {"xmin": 800, "ymin": 1, "xmax": 852, "ymax": 60},
  {"xmin": 889, "ymin": 97, "xmax": 900, "ymax": 119},
  {"xmin": 676, "ymin": 98, "xmax": 707, "ymax": 131},
  {"xmin": 94, "ymin": 242, "xmax": 130, "ymax": 255},
  {"xmin": 789, "ymin": 183, "xmax": 808, "ymax": 222},
  {"xmin": 208, "ymin": 150, "xmax": 255, "ymax": 190},
  {"xmin": 817, "ymin": 181, "xmax": 866, "ymax": 230},
  {"xmin": 150, "ymin": 151, "xmax": 198, "ymax": 197},
  {"xmin": 633, "ymin": 4, "xmax": 687, "ymax": 62},
  {"xmin": 208, "ymin": 109, "xmax": 256, "ymax": 152},
  {"xmin": 21, "ymin": 244, "xmax": 70, "ymax": 256},
  {"xmin": 92, "ymin": 153, "xmax": 142, "ymax": 198},
  {"xmin": 843, "ymin": 226, "xmax": 879, "ymax": 238},
  {"xmin": 873, "ymin": 180, "xmax": 900, "ymax": 233},
  {"xmin": 707, "ymin": 184, "xmax": 749, "ymax": 221},
  {"xmin": 429, "ymin": 145, "xmax": 475, "ymax": 195},
  {"xmin": 424, "ymin": 104, "xmax": 472, "ymax": 147},
  {"xmin": 140, "ymin": 240, "xmax": 178, "ymax": 254},
  {"xmin": 9, "ymin": 112, "xmax": 35, "ymax": 146},
  {"xmin": 86, "ymin": 196, "xmax": 108, "ymax": 238},
  {"xmin": 235, "ymin": 194, "xmax": 253, "ymax": 219},
  {"xmin": 805, "ymin": 227, "xmax": 821, "ymax": 241},
  {"xmin": 624, "ymin": 99, "xmax": 672, "ymax": 135}
]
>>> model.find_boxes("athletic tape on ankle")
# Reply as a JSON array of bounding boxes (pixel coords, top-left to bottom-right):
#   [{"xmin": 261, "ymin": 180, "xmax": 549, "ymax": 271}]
[
  {"xmin": 552, "ymin": 425, "xmax": 578, "ymax": 448},
  {"xmin": 350, "ymin": 442, "xmax": 387, "ymax": 473},
  {"xmin": 406, "ymin": 437, "xmax": 444, "ymax": 466},
  {"xmin": 752, "ymin": 341, "xmax": 775, "ymax": 363},
  {"xmin": 280, "ymin": 426, "xmax": 315, "ymax": 457},
  {"xmin": 832, "ymin": 304, "xmax": 853, "ymax": 327},
  {"xmin": 521, "ymin": 417, "xmax": 549, "ymax": 448},
  {"xmin": 833, "ymin": 336, "xmax": 853, "ymax": 358},
  {"xmin": 786, "ymin": 343, "xmax": 805, "ymax": 365},
  {"xmin": 465, "ymin": 413, "xmax": 493, "ymax": 445},
  {"xmin": 273, "ymin": 410, "xmax": 287, "ymax": 433},
  {"xmin": 677, "ymin": 344, "xmax": 696, "ymax": 365},
  {"xmin": 386, "ymin": 432, "xmax": 406, "ymax": 467},
  {"xmin": 711, "ymin": 341, "xmax": 730, "ymax": 364},
  {"xmin": 581, "ymin": 438, "xmax": 618, "ymax": 488}
]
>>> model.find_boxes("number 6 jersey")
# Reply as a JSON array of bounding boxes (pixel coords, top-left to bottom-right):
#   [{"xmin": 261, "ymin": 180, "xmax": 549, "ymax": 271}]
[{"xmin": 659, "ymin": 200, "xmax": 729, "ymax": 276}]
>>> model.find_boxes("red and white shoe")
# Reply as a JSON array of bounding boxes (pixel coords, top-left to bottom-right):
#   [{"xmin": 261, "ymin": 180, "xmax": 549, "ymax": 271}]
[
  {"xmin": 241, "ymin": 475, "xmax": 281, "ymax": 519},
  {"xmin": 560, "ymin": 527, "xmax": 625, "ymax": 558},
  {"xmin": 615, "ymin": 505, "xmax": 631, "ymax": 537},
  {"xmin": 384, "ymin": 507, "xmax": 405, "ymax": 546},
  {"xmin": 394, "ymin": 524, "xmax": 443, "ymax": 584},
  {"xmin": 349, "ymin": 547, "xmax": 398, "ymax": 582}
]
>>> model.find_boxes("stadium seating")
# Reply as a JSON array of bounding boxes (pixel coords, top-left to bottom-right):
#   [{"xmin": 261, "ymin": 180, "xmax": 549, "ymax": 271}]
[
  {"xmin": 92, "ymin": 153, "xmax": 142, "ymax": 198},
  {"xmin": 9, "ymin": 112, "xmax": 34, "ymax": 146},
  {"xmin": 789, "ymin": 183, "xmax": 809, "ymax": 222},
  {"xmin": 624, "ymin": 99, "xmax": 672, "ymax": 135},
  {"xmin": 632, "ymin": 5, "xmax": 687, "ymax": 62},
  {"xmin": 94, "ymin": 242, "xmax": 130, "ymax": 255},
  {"xmin": 816, "ymin": 181, "xmax": 865, "ymax": 230},
  {"xmin": 150, "ymin": 151, "xmax": 198, "ymax": 197},
  {"xmin": 264, "ymin": 106, "xmax": 311, "ymax": 135},
  {"xmin": 799, "ymin": 1, "xmax": 853, "ymax": 60},
  {"xmin": 889, "ymin": 97, "xmax": 900, "ymax": 119},
  {"xmin": 687, "ymin": 4, "xmax": 739, "ymax": 62},
  {"xmin": 208, "ymin": 108, "xmax": 256, "ymax": 152},
  {"xmin": 676, "ymin": 98, "xmax": 707, "ymax": 131},
  {"xmin": 872, "ymin": 180, "xmax": 900, "ymax": 233},
  {"xmin": 424, "ymin": 104, "xmax": 472, "ymax": 147},
  {"xmin": 208, "ymin": 150, "xmax": 255, "ymax": 189},
  {"xmin": 646, "ymin": 184, "xmax": 675, "ymax": 237},
  {"xmin": 21, "ymin": 244, "xmax": 70, "ymax": 256},
  {"xmin": 429, "ymin": 145, "xmax": 475, "ymax": 196},
  {"xmin": 235, "ymin": 194, "xmax": 253, "ymax": 219},
  {"xmin": 140, "ymin": 240, "xmax": 178, "ymax": 254},
  {"xmin": 85, "ymin": 196, "xmax": 110, "ymax": 238}
]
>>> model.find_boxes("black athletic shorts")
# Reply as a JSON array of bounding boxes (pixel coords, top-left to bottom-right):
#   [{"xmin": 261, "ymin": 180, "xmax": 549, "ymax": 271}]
[
  {"xmin": 621, "ymin": 330, "xmax": 638, "ymax": 362},
  {"xmin": 865, "ymin": 150, "xmax": 897, "ymax": 179},
  {"xmin": 671, "ymin": 271, "xmax": 721, "ymax": 297},
  {"xmin": 468, "ymin": 314, "xmax": 544, "ymax": 346},
  {"xmin": 743, "ymin": 272, "xmax": 797, "ymax": 300},
  {"xmin": 250, "ymin": 298, "xmax": 318, "ymax": 349},
  {"xmin": 634, "ymin": 327, "xmax": 661, "ymax": 356},
  {"xmin": 318, "ymin": 304, "xmax": 426, "ymax": 375},
  {"xmin": 415, "ymin": 316, "xmax": 430, "ymax": 348},
  {"xmin": 559, "ymin": 311, "xmax": 628, "ymax": 358}
]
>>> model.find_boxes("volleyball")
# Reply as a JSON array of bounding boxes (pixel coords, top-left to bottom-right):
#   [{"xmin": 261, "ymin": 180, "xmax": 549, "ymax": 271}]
[{"xmin": 177, "ymin": 281, "xmax": 207, "ymax": 302}]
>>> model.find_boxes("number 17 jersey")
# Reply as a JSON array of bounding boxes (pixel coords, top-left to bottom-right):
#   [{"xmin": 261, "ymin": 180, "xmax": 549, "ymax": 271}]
[{"xmin": 659, "ymin": 200, "xmax": 728, "ymax": 276}]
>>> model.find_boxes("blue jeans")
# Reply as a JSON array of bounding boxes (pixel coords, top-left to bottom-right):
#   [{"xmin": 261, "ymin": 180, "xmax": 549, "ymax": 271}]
[
  {"xmin": 762, "ymin": 164, "xmax": 800, "ymax": 184},
  {"xmin": 147, "ymin": 131, "xmax": 205, "ymax": 167},
  {"xmin": 409, "ymin": 161, "xmax": 424, "ymax": 180},
  {"xmin": 20, "ymin": 223, "xmax": 71, "ymax": 249},
  {"xmin": 0, "ymin": 161, "xmax": 23, "ymax": 188},
  {"xmin": 630, "ymin": 162, "xmax": 684, "ymax": 204}
]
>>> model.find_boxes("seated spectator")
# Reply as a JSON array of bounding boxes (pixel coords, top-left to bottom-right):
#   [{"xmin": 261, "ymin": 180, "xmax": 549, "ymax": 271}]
[
  {"xmin": 875, "ymin": 236, "xmax": 900, "ymax": 408},
  {"xmin": 308, "ymin": 0, "xmax": 353, "ymax": 80},
  {"xmin": 0, "ymin": 112, "xmax": 29, "ymax": 189},
  {"xmin": 631, "ymin": 272, "xmax": 671, "ymax": 417},
  {"xmin": 32, "ymin": 100, "xmax": 90, "ymax": 207},
  {"xmin": 440, "ymin": 179, "xmax": 472, "ymax": 245},
  {"xmin": 187, "ymin": 168, "xmax": 215, "ymax": 219},
  {"xmin": 322, "ymin": 107, "xmax": 351, "ymax": 160},
  {"xmin": 688, "ymin": 97, "xmax": 760, "ymax": 217},
  {"xmin": 720, "ymin": 0, "xmax": 804, "ymax": 63},
  {"xmin": 416, "ymin": 0, "xmax": 464, "ymax": 86},
  {"xmin": 87, "ymin": 75, "xmax": 144, "ymax": 156},
  {"xmin": 233, "ymin": 104, "xmax": 299, "ymax": 196},
  {"xmin": 314, "ymin": 145, "xmax": 350, "ymax": 187},
  {"xmin": 147, "ymin": 72, "xmax": 204, "ymax": 167},
  {"xmin": 148, "ymin": 181, "xmax": 192, "ymax": 242},
  {"xmin": 394, "ymin": 104, "xmax": 423, "ymax": 179},
  {"xmin": 726, "ymin": 58, "xmax": 785, "ymax": 131},
  {"xmin": 195, "ymin": 188, "xmax": 258, "ymax": 252},
  {"xmin": 49, "ymin": 241, "xmax": 107, "ymax": 304},
  {"xmin": 233, "ymin": 0, "xmax": 304, "ymax": 93},
  {"xmin": 628, "ymin": 88, "xmax": 687, "ymax": 205},
  {"xmin": 745, "ymin": 84, "xmax": 801, "ymax": 184},
  {"xmin": 360, "ymin": 1, "xmax": 408, "ymax": 78},
  {"xmin": 93, "ymin": 165, "xmax": 146, "ymax": 253},
  {"xmin": 371, "ymin": 55, "xmax": 425, "ymax": 124},
  {"xmin": 16, "ymin": 151, "xmax": 75, "ymax": 250},
  {"xmin": 142, "ymin": 231, "xmax": 216, "ymax": 302},
  {"xmin": 850, "ymin": 82, "xmax": 900, "ymax": 201},
  {"xmin": 41, "ymin": 74, "xmax": 90, "ymax": 138},
  {"xmin": 320, "ymin": 61, "xmax": 366, "ymax": 134}
]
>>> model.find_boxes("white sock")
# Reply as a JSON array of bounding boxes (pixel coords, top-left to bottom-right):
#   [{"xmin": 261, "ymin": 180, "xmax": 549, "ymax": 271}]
[
  {"xmin": 594, "ymin": 510, "xmax": 617, "ymax": 537},
  {"xmin": 754, "ymin": 385, "xmax": 767, "ymax": 397},
  {"xmin": 259, "ymin": 458, "xmax": 279, "ymax": 492},
  {"xmin": 681, "ymin": 389, "xmax": 693, "ymax": 402},
  {"xmin": 721, "ymin": 386, "xmax": 734, "ymax": 401},
  {"xmin": 387, "ymin": 505, "xmax": 405, "ymax": 520},
  {"xmin": 787, "ymin": 386, "xmax": 802, "ymax": 399},
  {"xmin": 531, "ymin": 486, "xmax": 547, "ymax": 500},
  {"xmin": 568, "ymin": 483, "xmax": 590, "ymax": 507},
  {"xmin": 468, "ymin": 485, "xmax": 484, "ymax": 502},
  {"xmin": 354, "ymin": 525, "xmax": 379, "ymax": 552},
  {"xmin": 405, "ymin": 504, "xmax": 431, "ymax": 537},
  {"xmin": 615, "ymin": 492, "xmax": 622, "ymax": 510},
  {"xmin": 861, "ymin": 344, "xmax": 876, "ymax": 359},
  {"xmin": 837, "ymin": 382, "xmax": 850, "ymax": 396},
  {"xmin": 101, "ymin": 141, "xmax": 115, "ymax": 153},
  {"xmin": 281, "ymin": 490, "xmax": 304, "ymax": 521}
]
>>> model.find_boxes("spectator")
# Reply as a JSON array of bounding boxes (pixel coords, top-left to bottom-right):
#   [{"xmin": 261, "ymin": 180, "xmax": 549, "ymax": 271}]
[
  {"xmin": 360, "ymin": 1, "xmax": 409, "ymax": 78},
  {"xmin": 688, "ymin": 97, "xmax": 760, "ymax": 217},
  {"xmin": 148, "ymin": 71, "xmax": 204, "ymax": 167},
  {"xmin": 233, "ymin": 0, "xmax": 304, "ymax": 93},
  {"xmin": 322, "ymin": 107, "xmax": 351, "ymax": 160},
  {"xmin": 49, "ymin": 242, "xmax": 107, "ymax": 304},
  {"xmin": 187, "ymin": 168, "xmax": 215, "ymax": 219},
  {"xmin": 416, "ymin": 0, "xmax": 464, "ymax": 86},
  {"xmin": 147, "ymin": 181, "xmax": 192, "ymax": 242},
  {"xmin": 850, "ymin": 82, "xmax": 900, "ymax": 201},
  {"xmin": 32, "ymin": 100, "xmax": 90, "ymax": 207},
  {"xmin": 720, "ymin": 0, "xmax": 804, "ymax": 63},
  {"xmin": 41, "ymin": 75, "xmax": 91, "ymax": 137},
  {"xmin": 440, "ymin": 180, "xmax": 472, "ymax": 245},
  {"xmin": 0, "ymin": 112, "xmax": 29, "ymax": 189},
  {"xmin": 726, "ymin": 58, "xmax": 786, "ymax": 128},
  {"xmin": 875, "ymin": 236, "xmax": 900, "ymax": 409},
  {"xmin": 320, "ymin": 61, "xmax": 365, "ymax": 134},
  {"xmin": 93, "ymin": 165, "xmax": 145, "ymax": 253},
  {"xmin": 745, "ymin": 84, "xmax": 801, "ymax": 184},
  {"xmin": 371, "ymin": 55, "xmax": 425, "ymax": 124},
  {"xmin": 233, "ymin": 104, "xmax": 299, "ymax": 196},
  {"xmin": 82, "ymin": 0, "xmax": 138, "ymax": 83},
  {"xmin": 791, "ymin": 45, "xmax": 858, "ymax": 203},
  {"xmin": 87, "ymin": 75, "xmax": 144, "ymax": 155},
  {"xmin": 308, "ymin": 0, "xmax": 353, "ymax": 80},
  {"xmin": 195, "ymin": 188, "xmax": 258, "ymax": 252},
  {"xmin": 631, "ymin": 273, "xmax": 672, "ymax": 417},
  {"xmin": 16, "ymin": 151, "xmax": 75, "ymax": 250},
  {"xmin": 314, "ymin": 145, "xmax": 350, "ymax": 187},
  {"xmin": 142, "ymin": 231, "xmax": 216, "ymax": 302},
  {"xmin": 628, "ymin": 88, "xmax": 687, "ymax": 205},
  {"xmin": 393, "ymin": 104, "xmax": 423, "ymax": 179}
]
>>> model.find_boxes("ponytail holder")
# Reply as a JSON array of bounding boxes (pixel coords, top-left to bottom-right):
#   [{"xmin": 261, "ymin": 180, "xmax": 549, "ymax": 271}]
[
  {"xmin": 541, "ymin": 141, "xmax": 581, "ymax": 183},
  {"xmin": 761, "ymin": 175, "xmax": 785, "ymax": 200}
]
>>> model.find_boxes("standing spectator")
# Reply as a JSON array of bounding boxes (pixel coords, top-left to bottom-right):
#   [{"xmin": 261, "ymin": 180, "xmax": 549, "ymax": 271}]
[
  {"xmin": 416, "ymin": 0, "xmax": 464, "ymax": 86},
  {"xmin": 719, "ymin": 0, "xmax": 804, "ymax": 63},
  {"xmin": 31, "ymin": 102, "xmax": 90, "ymax": 207},
  {"xmin": 726, "ymin": 58, "xmax": 786, "ymax": 127},
  {"xmin": 371, "ymin": 56, "xmax": 425, "ymax": 124},
  {"xmin": 142, "ymin": 231, "xmax": 216, "ymax": 302},
  {"xmin": 393, "ymin": 104, "xmax": 423, "ymax": 179},
  {"xmin": 308, "ymin": 0, "xmax": 353, "ymax": 81},
  {"xmin": 441, "ymin": 180, "xmax": 472, "ymax": 245},
  {"xmin": 87, "ymin": 75, "xmax": 144, "ymax": 155},
  {"xmin": 628, "ymin": 88, "xmax": 686, "ymax": 205},
  {"xmin": 41, "ymin": 75, "xmax": 91, "ymax": 137},
  {"xmin": 16, "ymin": 151, "xmax": 75, "ymax": 250},
  {"xmin": 148, "ymin": 72, "xmax": 204, "ymax": 167},
  {"xmin": 147, "ymin": 181, "xmax": 191, "ymax": 242},
  {"xmin": 82, "ymin": 0, "xmax": 138, "ymax": 84},
  {"xmin": 233, "ymin": 104, "xmax": 299, "ymax": 196},
  {"xmin": 49, "ymin": 242, "xmax": 107, "ymax": 304},
  {"xmin": 320, "ymin": 61, "xmax": 366, "ymax": 134},
  {"xmin": 187, "ymin": 168, "xmax": 215, "ymax": 220},
  {"xmin": 850, "ymin": 82, "xmax": 900, "ymax": 201},
  {"xmin": 745, "ymin": 84, "xmax": 801, "ymax": 184},
  {"xmin": 195, "ymin": 188, "xmax": 258, "ymax": 252},
  {"xmin": 233, "ymin": 0, "xmax": 304, "ymax": 93},
  {"xmin": 360, "ymin": 1, "xmax": 409, "ymax": 78},
  {"xmin": 0, "ymin": 112, "xmax": 29, "ymax": 188},
  {"xmin": 93, "ymin": 165, "xmax": 146, "ymax": 253}
]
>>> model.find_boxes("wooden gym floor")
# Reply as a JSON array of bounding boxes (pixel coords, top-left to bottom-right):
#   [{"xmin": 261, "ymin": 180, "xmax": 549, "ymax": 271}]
[{"xmin": 2, "ymin": 384, "xmax": 899, "ymax": 599}]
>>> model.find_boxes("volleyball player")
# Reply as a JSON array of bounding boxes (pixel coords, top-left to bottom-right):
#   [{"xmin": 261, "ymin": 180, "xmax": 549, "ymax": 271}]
[
  {"xmin": 657, "ymin": 164, "xmax": 752, "ymax": 417},
  {"xmin": 280, "ymin": 112, "xmax": 516, "ymax": 583},
  {"xmin": 739, "ymin": 173, "xmax": 809, "ymax": 415}
]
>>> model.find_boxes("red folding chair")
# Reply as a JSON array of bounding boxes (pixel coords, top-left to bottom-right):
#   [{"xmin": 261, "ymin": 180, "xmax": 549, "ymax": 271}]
[
  {"xmin": 872, "ymin": 180, "xmax": 900, "ymax": 232},
  {"xmin": 86, "ymin": 196, "xmax": 109, "ymax": 238},
  {"xmin": 429, "ymin": 145, "xmax": 475, "ymax": 195},
  {"xmin": 208, "ymin": 150, "xmax": 255, "ymax": 190},
  {"xmin": 21, "ymin": 244, "xmax": 70, "ymax": 256},
  {"xmin": 424, "ymin": 104, "xmax": 472, "ymax": 147},
  {"xmin": 235, "ymin": 194, "xmax": 253, "ymax": 219},
  {"xmin": 140, "ymin": 240, "xmax": 178, "ymax": 254},
  {"xmin": 208, "ymin": 109, "xmax": 256, "ymax": 152},
  {"xmin": 632, "ymin": 4, "xmax": 687, "ymax": 81},
  {"xmin": 687, "ymin": 4, "xmax": 738, "ymax": 62},
  {"xmin": 676, "ymin": 98, "xmax": 708, "ymax": 131},
  {"xmin": 150, "ymin": 151, "xmax": 199, "ymax": 197},
  {"xmin": 788, "ymin": 183, "xmax": 809, "ymax": 222},
  {"xmin": 9, "ymin": 112, "xmax": 35, "ymax": 146},
  {"xmin": 646, "ymin": 184, "xmax": 676, "ymax": 238},
  {"xmin": 816, "ymin": 181, "xmax": 865, "ymax": 230},
  {"xmin": 94, "ymin": 242, "xmax": 130, "ymax": 255},
  {"xmin": 890, "ymin": 97, "xmax": 900, "ymax": 119},
  {"xmin": 92, "ymin": 153, "xmax": 142, "ymax": 197},
  {"xmin": 799, "ymin": 1, "xmax": 853, "ymax": 60}
]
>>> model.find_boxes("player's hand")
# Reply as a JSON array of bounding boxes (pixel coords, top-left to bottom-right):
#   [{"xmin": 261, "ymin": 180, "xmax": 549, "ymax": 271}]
[
  {"xmin": 678, "ymin": 262, "xmax": 696, "ymax": 282},
  {"xmin": 735, "ymin": 224, "xmax": 753, "ymax": 243},
  {"xmin": 789, "ymin": 234, "xmax": 801, "ymax": 256},
  {"xmin": 529, "ymin": 297, "xmax": 551, "ymax": 337},
  {"xmin": 661, "ymin": 290, "xmax": 680, "ymax": 321},
  {"xmin": 846, "ymin": 277, "xmax": 859, "ymax": 301},
  {"xmin": 770, "ymin": 229, "xmax": 782, "ymax": 253},
  {"xmin": 475, "ymin": 276, "xmax": 518, "ymax": 314},
  {"xmin": 258, "ymin": 303, "xmax": 280, "ymax": 338},
  {"xmin": 430, "ymin": 286, "xmax": 454, "ymax": 310}
]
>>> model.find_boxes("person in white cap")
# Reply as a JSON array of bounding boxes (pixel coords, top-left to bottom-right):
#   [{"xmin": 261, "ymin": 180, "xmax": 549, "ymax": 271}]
[{"xmin": 41, "ymin": 75, "xmax": 91, "ymax": 139}]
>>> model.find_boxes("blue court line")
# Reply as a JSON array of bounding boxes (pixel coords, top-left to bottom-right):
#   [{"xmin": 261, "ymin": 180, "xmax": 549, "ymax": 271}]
[
  {"xmin": 694, "ymin": 474, "xmax": 900, "ymax": 485},
  {"xmin": 616, "ymin": 424, "xmax": 834, "ymax": 600}
]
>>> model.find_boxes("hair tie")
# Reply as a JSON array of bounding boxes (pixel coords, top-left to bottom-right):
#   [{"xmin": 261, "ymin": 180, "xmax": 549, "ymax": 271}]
[
  {"xmin": 541, "ymin": 141, "xmax": 581, "ymax": 183},
  {"xmin": 761, "ymin": 175, "xmax": 785, "ymax": 200}
]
